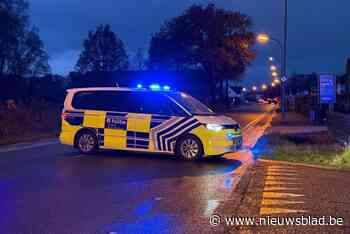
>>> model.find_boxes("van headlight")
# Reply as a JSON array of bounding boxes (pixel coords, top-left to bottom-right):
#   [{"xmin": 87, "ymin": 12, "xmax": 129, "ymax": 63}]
[{"xmin": 206, "ymin": 124, "xmax": 223, "ymax": 132}]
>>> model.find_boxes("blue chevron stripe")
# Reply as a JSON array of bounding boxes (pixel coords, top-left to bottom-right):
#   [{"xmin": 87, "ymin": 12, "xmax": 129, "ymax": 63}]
[
  {"xmin": 161, "ymin": 119, "xmax": 199, "ymax": 151},
  {"xmin": 166, "ymin": 122, "xmax": 201, "ymax": 151},
  {"xmin": 156, "ymin": 118, "xmax": 188, "ymax": 150}
]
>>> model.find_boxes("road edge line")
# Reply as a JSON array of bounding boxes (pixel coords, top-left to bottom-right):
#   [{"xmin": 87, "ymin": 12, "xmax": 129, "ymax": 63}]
[{"xmin": 0, "ymin": 139, "xmax": 59, "ymax": 153}]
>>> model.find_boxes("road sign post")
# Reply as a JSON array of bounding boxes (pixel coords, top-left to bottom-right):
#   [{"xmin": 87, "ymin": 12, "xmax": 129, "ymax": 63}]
[
  {"xmin": 318, "ymin": 74, "xmax": 336, "ymax": 105},
  {"xmin": 317, "ymin": 73, "xmax": 336, "ymax": 123}
]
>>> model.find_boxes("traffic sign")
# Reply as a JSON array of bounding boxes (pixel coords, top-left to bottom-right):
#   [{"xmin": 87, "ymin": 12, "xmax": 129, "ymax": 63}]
[
  {"xmin": 318, "ymin": 74, "xmax": 336, "ymax": 104},
  {"xmin": 281, "ymin": 76, "xmax": 287, "ymax": 82}
]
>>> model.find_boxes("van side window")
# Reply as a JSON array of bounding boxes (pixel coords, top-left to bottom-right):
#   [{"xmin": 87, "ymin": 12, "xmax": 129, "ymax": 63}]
[
  {"xmin": 72, "ymin": 90, "xmax": 187, "ymax": 116},
  {"xmin": 132, "ymin": 92, "xmax": 186, "ymax": 116},
  {"xmin": 72, "ymin": 91, "xmax": 130, "ymax": 112}
]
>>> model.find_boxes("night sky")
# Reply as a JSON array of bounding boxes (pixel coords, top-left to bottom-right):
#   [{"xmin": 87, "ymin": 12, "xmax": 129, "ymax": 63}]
[{"xmin": 29, "ymin": 0, "xmax": 350, "ymax": 86}]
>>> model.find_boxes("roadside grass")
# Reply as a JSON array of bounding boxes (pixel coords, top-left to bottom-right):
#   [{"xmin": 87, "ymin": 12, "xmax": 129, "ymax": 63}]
[
  {"xmin": 0, "ymin": 103, "xmax": 60, "ymax": 145},
  {"xmin": 262, "ymin": 133, "xmax": 350, "ymax": 169}
]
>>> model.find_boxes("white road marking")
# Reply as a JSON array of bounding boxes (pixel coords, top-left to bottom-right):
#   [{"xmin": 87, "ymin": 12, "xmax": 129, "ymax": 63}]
[{"xmin": 0, "ymin": 140, "xmax": 59, "ymax": 153}]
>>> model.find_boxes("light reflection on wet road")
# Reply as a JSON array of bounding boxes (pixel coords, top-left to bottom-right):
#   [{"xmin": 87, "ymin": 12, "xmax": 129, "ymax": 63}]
[{"xmin": 0, "ymin": 104, "xmax": 273, "ymax": 234}]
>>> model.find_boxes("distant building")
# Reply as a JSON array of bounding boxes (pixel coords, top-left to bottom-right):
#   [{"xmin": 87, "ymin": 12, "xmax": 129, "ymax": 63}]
[{"xmin": 337, "ymin": 58, "xmax": 350, "ymax": 95}]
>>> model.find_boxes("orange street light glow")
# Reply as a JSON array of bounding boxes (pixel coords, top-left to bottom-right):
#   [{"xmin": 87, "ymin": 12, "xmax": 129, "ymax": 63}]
[
  {"xmin": 262, "ymin": 84, "xmax": 268, "ymax": 90},
  {"xmin": 274, "ymin": 78, "xmax": 281, "ymax": 84},
  {"xmin": 270, "ymin": 65, "xmax": 277, "ymax": 71},
  {"xmin": 252, "ymin": 86, "xmax": 257, "ymax": 91},
  {"xmin": 257, "ymin": 33, "xmax": 270, "ymax": 44},
  {"xmin": 271, "ymin": 82, "xmax": 276, "ymax": 87},
  {"xmin": 272, "ymin": 71, "xmax": 278, "ymax": 77}
]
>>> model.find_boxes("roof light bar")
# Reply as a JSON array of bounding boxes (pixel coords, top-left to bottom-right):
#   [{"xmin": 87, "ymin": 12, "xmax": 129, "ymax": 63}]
[{"xmin": 150, "ymin": 84, "xmax": 161, "ymax": 90}]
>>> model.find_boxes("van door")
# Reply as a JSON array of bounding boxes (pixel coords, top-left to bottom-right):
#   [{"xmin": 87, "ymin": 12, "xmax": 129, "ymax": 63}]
[
  {"xmin": 128, "ymin": 92, "xmax": 188, "ymax": 152},
  {"xmin": 126, "ymin": 113, "xmax": 152, "ymax": 150},
  {"xmin": 122, "ymin": 92, "xmax": 151, "ymax": 150},
  {"xmin": 102, "ymin": 91, "xmax": 129, "ymax": 150}
]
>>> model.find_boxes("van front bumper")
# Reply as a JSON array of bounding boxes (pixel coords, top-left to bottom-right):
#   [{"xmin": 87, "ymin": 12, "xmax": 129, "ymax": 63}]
[{"xmin": 204, "ymin": 135, "xmax": 243, "ymax": 157}]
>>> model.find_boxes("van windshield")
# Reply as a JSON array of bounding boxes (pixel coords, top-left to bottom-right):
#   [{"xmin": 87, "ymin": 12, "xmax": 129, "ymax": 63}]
[{"xmin": 167, "ymin": 92, "xmax": 214, "ymax": 115}]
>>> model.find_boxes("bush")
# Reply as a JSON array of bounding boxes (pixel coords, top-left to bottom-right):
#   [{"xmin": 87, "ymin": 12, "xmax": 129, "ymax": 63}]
[{"xmin": 0, "ymin": 102, "xmax": 61, "ymax": 145}]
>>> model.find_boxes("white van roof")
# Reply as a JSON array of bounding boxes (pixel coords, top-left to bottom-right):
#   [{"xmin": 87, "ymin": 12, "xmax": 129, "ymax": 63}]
[{"xmin": 66, "ymin": 87, "xmax": 134, "ymax": 92}]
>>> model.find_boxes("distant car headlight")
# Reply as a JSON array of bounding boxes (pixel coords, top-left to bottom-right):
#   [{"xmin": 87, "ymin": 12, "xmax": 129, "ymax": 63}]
[{"xmin": 206, "ymin": 124, "xmax": 223, "ymax": 132}]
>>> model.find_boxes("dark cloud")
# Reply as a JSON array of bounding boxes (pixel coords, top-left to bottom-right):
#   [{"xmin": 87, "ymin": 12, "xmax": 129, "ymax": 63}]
[{"xmin": 29, "ymin": 0, "xmax": 350, "ymax": 85}]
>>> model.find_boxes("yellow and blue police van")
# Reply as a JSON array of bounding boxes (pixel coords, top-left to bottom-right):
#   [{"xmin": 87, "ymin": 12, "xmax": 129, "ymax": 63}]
[{"xmin": 59, "ymin": 86, "xmax": 242, "ymax": 160}]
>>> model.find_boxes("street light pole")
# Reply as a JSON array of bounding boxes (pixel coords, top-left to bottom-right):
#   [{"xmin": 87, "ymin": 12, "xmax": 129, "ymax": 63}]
[
  {"xmin": 281, "ymin": 0, "xmax": 288, "ymax": 119},
  {"xmin": 256, "ymin": 0, "xmax": 288, "ymax": 119}
]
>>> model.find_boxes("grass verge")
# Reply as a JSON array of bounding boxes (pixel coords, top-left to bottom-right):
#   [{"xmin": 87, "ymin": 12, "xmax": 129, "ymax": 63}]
[{"xmin": 258, "ymin": 133, "xmax": 350, "ymax": 169}]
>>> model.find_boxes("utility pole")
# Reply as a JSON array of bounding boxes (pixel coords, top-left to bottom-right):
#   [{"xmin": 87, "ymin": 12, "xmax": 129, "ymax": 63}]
[{"xmin": 281, "ymin": 0, "xmax": 288, "ymax": 119}]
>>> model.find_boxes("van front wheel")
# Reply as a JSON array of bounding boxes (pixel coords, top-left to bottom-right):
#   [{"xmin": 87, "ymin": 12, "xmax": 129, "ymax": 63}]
[
  {"xmin": 76, "ymin": 131, "xmax": 98, "ymax": 154},
  {"xmin": 176, "ymin": 135, "xmax": 203, "ymax": 161}
]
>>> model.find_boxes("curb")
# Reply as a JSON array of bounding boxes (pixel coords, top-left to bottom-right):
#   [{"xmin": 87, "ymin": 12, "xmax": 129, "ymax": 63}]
[{"xmin": 234, "ymin": 162, "xmax": 255, "ymax": 195}]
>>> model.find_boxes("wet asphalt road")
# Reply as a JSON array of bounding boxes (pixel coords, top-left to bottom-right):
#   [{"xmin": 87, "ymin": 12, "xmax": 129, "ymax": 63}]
[{"xmin": 0, "ymin": 104, "xmax": 272, "ymax": 234}]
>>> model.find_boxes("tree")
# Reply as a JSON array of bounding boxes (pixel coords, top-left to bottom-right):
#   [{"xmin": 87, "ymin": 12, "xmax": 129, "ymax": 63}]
[
  {"xmin": 0, "ymin": 0, "xmax": 50, "ymax": 76},
  {"xmin": 149, "ymin": 4, "xmax": 256, "ymax": 104},
  {"xmin": 135, "ymin": 48, "xmax": 146, "ymax": 70},
  {"xmin": 76, "ymin": 24, "xmax": 129, "ymax": 73}
]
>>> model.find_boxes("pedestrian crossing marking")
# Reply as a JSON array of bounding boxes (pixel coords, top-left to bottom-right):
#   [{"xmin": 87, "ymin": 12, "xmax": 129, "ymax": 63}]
[
  {"xmin": 265, "ymin": 181, "xmax": 302, "ymax": 186},
  {"xmin": 266, "ymin": 173, "xmax": 302, "ymax": 177},
  {"xmin": 262, "ymin": 192, "xmax": 305, "ymax": 199},
  {"xmin": 265, "ymin": 176, "xmax": 301, "ymax": 181},
  {"xmin": 259, "ymin": 165, "xmax": 308, "ymax": 216},
  {"xmin": 261, "ymin": 199, "xmax": 305, "ymax": 206},
  {"xmin": 260, "ymin": 207, "xmax": 307, "ymax": 215},
  {"xmin": 267, "ymin": 169, "xmax": 298, "ymax": 173},
  {"xmin": 263, "ymin": 186, "xmax": 301, "ymax": 191}
]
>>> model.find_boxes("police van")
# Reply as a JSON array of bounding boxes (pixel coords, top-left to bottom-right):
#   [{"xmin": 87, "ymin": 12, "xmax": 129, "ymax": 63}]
[{"xmin": 60, "ymin": 86, "xmax": 242, "ymax": 160}]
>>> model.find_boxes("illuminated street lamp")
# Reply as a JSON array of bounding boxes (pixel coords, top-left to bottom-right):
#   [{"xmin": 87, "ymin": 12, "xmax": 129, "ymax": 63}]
[
  {"xmin": 242, "ymin": 87, "xmax": 247, "ymax": 92},
  {"xmin": 257, "ymin": 30, "xmax": 287, "ymax": 119},
  {"xmin": 252, "ymin": 86, "xmax": 257, "ymax": 92},
  {"xmin": 272, "ymin": 71, "xmax": 279, "ymax": 77},
  {"xmin": 270, "ymin": 65, "xmax": 277, "ymax": 71},
  {"xmin": 269, "ymin": 57, "xmax": 274, "ymax": 62},
  {"xmin": 262, "ymin": 84, "xmax": 268, "ymax": 90},
  {"xmin": 274, "ymin": 78, "xmax": 281, "ymax": 84},
  {"xmin": 256, "ymin": 33, "xmax": 270, "ymax": 44},
  {"xmin": 271, "ymin": 82, "xmax": 276, "ymax": 87}
]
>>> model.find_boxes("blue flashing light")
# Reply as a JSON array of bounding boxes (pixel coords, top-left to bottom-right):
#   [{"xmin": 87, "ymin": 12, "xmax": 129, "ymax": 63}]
[
  {"xmin": 150, "ymin": 84, "xmax": 161, "ymax": 90},
  {"xmin": 136, "ymin": 84, "xmax": 143, "ymax": 89},
  {"xmin": 163, "ymin": 85, "xmax": 170, "ymax": 91},
  {"xmin": 227, "ymin": 132, "xmax": 235, "ymax": 141}
]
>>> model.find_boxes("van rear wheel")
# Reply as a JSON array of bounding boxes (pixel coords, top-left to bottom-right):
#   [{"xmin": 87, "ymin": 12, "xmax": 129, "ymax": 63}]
[
  {"xmin": 76, "ymin": 131, "xmax": 98, "ymax": 154},
  {"xmin": 176, "ymin": 135, "xmax": 203, "ymax": 161}
]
